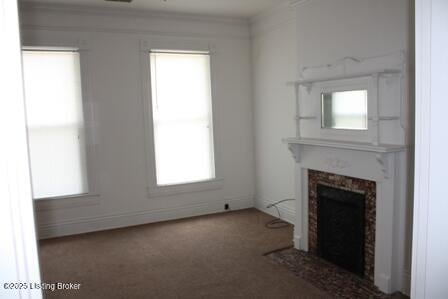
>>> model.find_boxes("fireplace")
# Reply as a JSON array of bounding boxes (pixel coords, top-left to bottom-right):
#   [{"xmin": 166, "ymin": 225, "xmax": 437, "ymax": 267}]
[
  {"xmin": 284, "ymin": 52, "xmax": 409, "ymax": 294},
  {"xmin": 308, "ymin": 170, "xmax": 376, "ymax": 282},
  {"xmin": 317, "ymin": 184, "xmax": 365, "ymax": 276}
]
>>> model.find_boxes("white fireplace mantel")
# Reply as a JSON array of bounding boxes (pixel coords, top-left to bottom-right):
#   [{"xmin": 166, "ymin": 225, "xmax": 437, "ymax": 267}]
[
  {"xmin": 284, "ymin": 137, "xmax": 407, "ymax": 180},
  {"xmin": 284, "ymin": 138, "xmax": 406, "ymax": 154},
  {"xmin": 284, "ymin": 137, "xmax": 408, "ymax": 294},
  {"xmin": 283, "ymin": 52, "xmax": 410, "ymax": 294}
]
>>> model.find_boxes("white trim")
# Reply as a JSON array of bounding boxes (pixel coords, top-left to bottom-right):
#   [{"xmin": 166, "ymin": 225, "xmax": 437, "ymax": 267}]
[
  {"xmin": 21, "ymin": 36, "xmax": 101, "ymax": 205},
  {"xmin": 140, "ymin": 39, "xmax": 216, "ymax": 54},
  {"xmin": 21, "ymin": 25, "xmax": 249, "ymax": 41},
  {"xmin": 284, "ymin": 138, "xmax": 406, "ymax": 155},
  {"xmin": 411, "ymin": 0, "xmax": 432, "ymax": 298},
  {"xmin": 288, "ymin": 70, "xmax": 402, "ymax": 86},
  {"xmin": 255, "ymin": 197, "xmax": 296, "ymax": 224},
  {"xmin": 140, "ymin": 39, "xmax": 222, "ymax": 198},
  {"xmin": 250, "ymin": 0, "xmax": 297, "ymax": 38},
  {"xmin": 22, "ymin": 38, "xmax": 91, "ymax": 51},
  {"xmin": 20, "ymin": 2, "xmax": 248, "ymax": 26},
  {"xmin": 299, "ymin": 51, "xmax": 406, "ymax": 81},
  {"xmin": 19, "ymin": 3, "xmax": 250, "ymax": 41},
  {"xmin": 293, "ymin": 235, "xmax": 302, "ymax": 249},
  {"xmin": 289, "ymin": 52, "xmax": 407, "ymax": 146},
  {"xmin": 250, "ymin": 0, "xmax": 310, "ymax": 28},
  {"xmin": 37, "ymin": 195, "xmax": 254, "ymax": 239},
  {"xmin": 289, "ymin": 0, "xmax": 312, "ymax": 6},
  {"xmin": 0, "ymin": 0, "xmax": 41, "ymax": 297}
]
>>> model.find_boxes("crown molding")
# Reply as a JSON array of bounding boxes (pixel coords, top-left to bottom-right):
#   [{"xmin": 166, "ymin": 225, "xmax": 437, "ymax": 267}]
[
  {"xmin": 20, "ymin": 2, "xmax": 249, "ymax": 26},
  {"xmin": 250, "ymin": 0, "xmax": 302, "ymax": 38},
  {"xmin": 20, "ymin": 2, "xmax": 250, "ymax": 40},
  {"xmin": 289, "ymin": 0, "xmax": 312, "ymax": 7},
  {"xmin": 21, "ymin": 23, "xmax": 250, "ymax": 41},
  {"xmin": 250, "ymin": 0, "xmax": 312, "ymax": 24}
]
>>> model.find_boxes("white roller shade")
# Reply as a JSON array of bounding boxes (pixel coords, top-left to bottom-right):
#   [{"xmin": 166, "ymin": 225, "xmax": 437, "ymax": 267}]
[
  {"xmin": 22, "ymin": 50, "xmax": 89, "ymax": 199},
  {"xmin": 150, "ymin": 52, "xmax": 215, "ymax": 186}
]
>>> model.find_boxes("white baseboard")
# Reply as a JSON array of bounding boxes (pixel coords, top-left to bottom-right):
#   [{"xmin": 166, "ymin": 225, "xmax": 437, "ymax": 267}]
[
  {"xmin": 38, "ymin": 195, "xmax": 254, "ymax": 239},
  {"xmin": 254, "ymin": 197, "xmax": 296, "ymax": 225},
  {"xmin": 293, "ymin": 235, "xmax": 301, "ymax": 249}
]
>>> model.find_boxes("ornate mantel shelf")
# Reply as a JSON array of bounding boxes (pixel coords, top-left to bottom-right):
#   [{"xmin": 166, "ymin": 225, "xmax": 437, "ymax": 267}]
[
  {"xmin": 283, "ymin": 137, "xmax": 407, "ymax": 180},
  {"xmin": 283, "ymin": 137, "xmax": 406, "ymax": 154}
]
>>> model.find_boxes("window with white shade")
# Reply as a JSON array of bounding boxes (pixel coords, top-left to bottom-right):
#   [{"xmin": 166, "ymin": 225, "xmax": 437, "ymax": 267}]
[
  {"xmin": 22, "ymin": 49, "xmax": 89, "ymax": 199},
  {"xmin": 150, "ymin": 51, "xmax": 215, "ymax": 186}
]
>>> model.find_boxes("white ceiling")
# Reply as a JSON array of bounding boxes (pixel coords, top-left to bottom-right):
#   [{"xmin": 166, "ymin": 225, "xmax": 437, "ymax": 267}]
[{"xmin": 22, "ymin": 0, "xmax": 291, "ymax": 18}]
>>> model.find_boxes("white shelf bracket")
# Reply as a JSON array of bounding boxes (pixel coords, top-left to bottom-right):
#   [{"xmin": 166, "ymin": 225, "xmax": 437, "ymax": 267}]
[
  {"xmin": 288, "ymin": 144, "xmax": 301, "ymax": 163},
  {"xmin": 303, "ymin": 82, "xmax": 313, "ymax": 93}
]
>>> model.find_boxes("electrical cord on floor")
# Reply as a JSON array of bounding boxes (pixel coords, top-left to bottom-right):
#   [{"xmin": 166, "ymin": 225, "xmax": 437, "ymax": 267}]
[{"xmin": 265, "ymin": 198, "xmax": 294, "ymax": 229}]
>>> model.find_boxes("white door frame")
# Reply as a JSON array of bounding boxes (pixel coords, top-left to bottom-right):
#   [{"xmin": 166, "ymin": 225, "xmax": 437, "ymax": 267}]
[
  {"xmin": 412, "ymin": 0, "xmax": 448, "ymax": 298},
  {"xmin": 411, "ymin": 0, "xmax": 431, "ymax": 297},
  {"xmin": 0, "ymin": 0, "xmax": 42, "ymax": 298}
]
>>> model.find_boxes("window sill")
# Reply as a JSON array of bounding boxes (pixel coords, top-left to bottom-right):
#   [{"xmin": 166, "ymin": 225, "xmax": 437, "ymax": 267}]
[
  {"xmin": 147, "ymin": 178, "xmax": 224, "ymax": 198},
  {"xmin": 34, "ymin": 193, "xmax": 100, "ymax": 211}
]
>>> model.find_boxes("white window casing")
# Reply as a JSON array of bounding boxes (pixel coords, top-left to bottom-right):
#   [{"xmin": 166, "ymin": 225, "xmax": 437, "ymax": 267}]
[
  {"xmin": 140, "ymin": 39, "xmax": 223, "ymax": 198},
  {"xmin": 22, "ymin": 38, "xmax": 100, "ymax": 210}
]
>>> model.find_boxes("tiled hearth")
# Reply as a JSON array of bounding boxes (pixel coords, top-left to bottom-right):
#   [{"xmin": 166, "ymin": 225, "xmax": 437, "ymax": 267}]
[
  {"xmin": 267, "ymin": 248, "xmax": 392, "ymax": 299},
  {"xmin": 308, "ymin": 169, "xmax": 376, "ymax": 282}
]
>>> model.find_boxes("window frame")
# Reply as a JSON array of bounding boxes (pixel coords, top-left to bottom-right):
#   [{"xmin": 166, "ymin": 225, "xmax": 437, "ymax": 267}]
[
  {"xmin": 139, "ymin": 39, "xmax": 223, "ymax": 198},
  {"xmin": 22, "ymin": 37, "xmax": 100, "ymax": 209}
]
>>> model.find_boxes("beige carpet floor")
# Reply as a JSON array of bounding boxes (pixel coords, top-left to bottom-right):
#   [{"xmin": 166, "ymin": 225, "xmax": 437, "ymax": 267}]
[{"xmin": 38, "ymin": 209, "xmax": 331, "ymax": 298}]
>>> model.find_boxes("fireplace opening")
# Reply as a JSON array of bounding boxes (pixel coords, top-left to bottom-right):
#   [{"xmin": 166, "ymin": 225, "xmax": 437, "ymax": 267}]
[{"xmin": 317, "ymin": 184, "xmax": 366, "ymax": 277}]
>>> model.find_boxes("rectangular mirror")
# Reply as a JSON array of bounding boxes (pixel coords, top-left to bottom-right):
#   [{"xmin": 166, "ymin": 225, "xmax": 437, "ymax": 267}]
[{"xmin": 321, "ymin": 90, "xmax": 368, "ymax": 130}]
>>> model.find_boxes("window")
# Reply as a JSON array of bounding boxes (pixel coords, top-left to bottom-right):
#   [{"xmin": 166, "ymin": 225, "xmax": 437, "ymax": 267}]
[
  {"xmin": 150, "ymin": 51, "xmax": 215, "ymax": 186},
  {"xmin": 22, "ymin": 49, "xmax": 89, "ymax": 199}
]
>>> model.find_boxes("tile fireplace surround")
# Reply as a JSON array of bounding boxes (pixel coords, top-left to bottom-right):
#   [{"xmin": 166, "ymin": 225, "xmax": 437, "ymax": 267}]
[{"xmin": 308, "ymin": 169, "xmax": 376, "ymax": 283}]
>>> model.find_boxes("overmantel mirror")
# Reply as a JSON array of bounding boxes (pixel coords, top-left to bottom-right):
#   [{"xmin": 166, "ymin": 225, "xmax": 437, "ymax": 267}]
[{"xmin": 321, "ymin": 89, "xmax": 368, "ymax": 130}]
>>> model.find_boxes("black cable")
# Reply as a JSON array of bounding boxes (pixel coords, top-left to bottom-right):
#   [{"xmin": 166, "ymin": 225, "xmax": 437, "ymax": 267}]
[{"xmin": 265, "ymin": 198, "xmax": 294, "ymax": 229}]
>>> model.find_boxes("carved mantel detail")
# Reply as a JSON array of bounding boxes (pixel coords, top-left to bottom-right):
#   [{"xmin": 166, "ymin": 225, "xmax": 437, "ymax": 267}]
[
  {"xmin": 284, "ymin": 138, "xmax": 405, "ymax": 180},
  {"xmin": 324, "ymin": 157, "xmax": 351, "ymax": 170}
]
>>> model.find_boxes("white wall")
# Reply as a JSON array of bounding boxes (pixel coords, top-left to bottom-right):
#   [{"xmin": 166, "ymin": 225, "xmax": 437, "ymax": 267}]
[
  {"xmin": 412, "ymin": 0, "xmax": 448, "ymax": 297},
  {"xmin": 295, "ymin": 0, "xmax": 410, "ymax": 72},
  {"xmin": 250, "ymin": 4, "xmax": 298, "ymax": 223},
  {"xmin": 20, "ymin": 4, "xmax": 255, "ymax": 238},
  {"xmin": 251, "ymin": 0, "xmax": 412, "ymax": 293}
]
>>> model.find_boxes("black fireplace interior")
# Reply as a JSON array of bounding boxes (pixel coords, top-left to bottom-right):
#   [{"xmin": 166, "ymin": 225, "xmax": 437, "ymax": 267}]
[{"xmin": 317, "ymin": 184, "xmax": 365, "ymax": 277}]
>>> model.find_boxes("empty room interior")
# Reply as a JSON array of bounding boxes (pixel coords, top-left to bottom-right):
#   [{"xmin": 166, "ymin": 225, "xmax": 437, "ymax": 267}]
[{"xmin": 6, "ymin": 0, "xmax": 430, "ymax": 298}]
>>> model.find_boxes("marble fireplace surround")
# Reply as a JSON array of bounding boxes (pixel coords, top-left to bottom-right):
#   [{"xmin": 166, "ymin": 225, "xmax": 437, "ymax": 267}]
[{"xmin": 285, "ymin": 138, "xmax": 407, "ymax": 294}]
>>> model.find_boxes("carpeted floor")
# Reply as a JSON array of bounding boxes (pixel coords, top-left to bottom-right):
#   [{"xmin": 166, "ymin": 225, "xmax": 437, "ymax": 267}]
[{"xmin": 39, "ymin": 208, "xmax": 329, "ymax": 298}]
